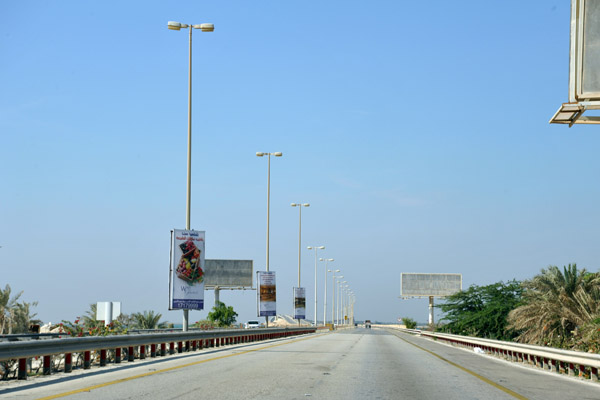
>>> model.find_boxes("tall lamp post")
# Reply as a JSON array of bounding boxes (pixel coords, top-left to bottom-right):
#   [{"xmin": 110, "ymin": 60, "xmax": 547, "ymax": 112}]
[
  {"xmin": 335, "ymin": 275, "xmax": 343, "ymax": 325},
  {"xmin": 291, "ymin": 203, "xmax": 309, "ymax": 325},
  {"xmin": 291, "ymin": 203, "xmax": 310, "ymax": 288},
  {"xmin": 330, "ymin": 269, "xmax": 340, "ymax": 325},
  {"xmin": 167, "ymin": 20, "xmax": 214, "ymax": 332},
  {"xmin": 307, "ymin": 245, "xmax": 325, "ymax": 325},
  {"xmin": 339, "ymin": 280, "xmax": 347, "ymax": 325},
  {"xmin": 256, "ymin": 152, "xmax": 282, "ymax": 328},
  {"xmin": 320, "ymin": 258, "xmax": 334, "ymax": 326}
]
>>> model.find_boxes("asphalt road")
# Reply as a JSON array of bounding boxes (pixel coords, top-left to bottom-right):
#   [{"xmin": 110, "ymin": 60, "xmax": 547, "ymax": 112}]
[{"xmin": 2, "ymin": 328, "xmax": 600, "ymax": 399}]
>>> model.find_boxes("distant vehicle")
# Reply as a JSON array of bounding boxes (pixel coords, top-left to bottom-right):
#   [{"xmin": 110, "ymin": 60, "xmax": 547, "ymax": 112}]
[
  {"xmin": 245, "ymin": 320, "xmax": 260, "ymax": 329},
  {"xmin": 365, "ymin": 320, "xmax": 371, "ymax": 329}
]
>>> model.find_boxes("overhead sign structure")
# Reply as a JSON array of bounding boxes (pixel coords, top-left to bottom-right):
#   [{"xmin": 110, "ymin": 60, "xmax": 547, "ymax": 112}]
[
  {"xmin": 169, "ymin": 230, "xmax": 205, "ymax": 310},
  {"xmin": 551, "ymin": 0, "xmax": 600, "ymax": 125},
  {"xmin": 204, "ymin": 259, "xmax": 253, "ymax": 288},
  {"xmin": 257, "ymin": 271, "xmax": 276, "ymax": 317},
  {"xmin": 293, "ymin": 287, "xmax": 306, "ymax": 320},
  {"xmin": 400, "ymin": 273, "xmax": 462, "ymax": 326}
]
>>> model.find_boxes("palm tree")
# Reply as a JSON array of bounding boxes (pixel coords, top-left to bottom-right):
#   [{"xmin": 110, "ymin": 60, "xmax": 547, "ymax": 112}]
[
  {"xmin": 507, "ymin": 264, "xmax": 600, "ymax": 346},
  {"xmin": 131, "ymin": 311, "xmax": 167, "ymax": 329},
  {"xmin": 0, "ymin": 285, "xmax": 39, "ymax": 334}
]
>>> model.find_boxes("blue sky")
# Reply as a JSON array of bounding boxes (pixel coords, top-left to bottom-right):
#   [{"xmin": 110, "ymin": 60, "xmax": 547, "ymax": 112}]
[{"xmin": 2, "ymin": 1, "xmax": 598, "ymax": 325}]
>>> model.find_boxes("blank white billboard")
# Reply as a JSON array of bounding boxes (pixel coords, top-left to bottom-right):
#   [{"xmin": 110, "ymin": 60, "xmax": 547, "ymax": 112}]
[{"xmin": 401, "ymin": 273, "xmax": 462, "ymax": 297}]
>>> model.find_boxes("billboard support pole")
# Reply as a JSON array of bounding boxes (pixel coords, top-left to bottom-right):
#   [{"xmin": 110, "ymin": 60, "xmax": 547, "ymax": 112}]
[
  {"xmin": 428, "ymin": 296, "xmax": 434, "ymax": 327},
  {"xmin": 214, "ymin": 286, "xmax": 220, "ymax": 306}
]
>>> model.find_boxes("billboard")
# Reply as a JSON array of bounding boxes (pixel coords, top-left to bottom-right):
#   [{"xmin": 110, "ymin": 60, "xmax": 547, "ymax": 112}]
[
  {"xmin": 401, "ymin": 273, "xmax": 462, "ymax": 297},
  {"xmin": 293, "ymin": 287, "xmax": 306, "ymax": 320},
  {"xmin": 204, "ymin": 259, "xmax": 253, "ymax": 288},
  {"xmin": 257, "ymin": 271, "xmax": 276, "ymax": 317},
  {"xmin": 169, "ymin": 230, "xmax": 205, "ymax": 310},
  {"xmin": 571, "ymin": 0, "xmax": 600, "ymax": 101}
]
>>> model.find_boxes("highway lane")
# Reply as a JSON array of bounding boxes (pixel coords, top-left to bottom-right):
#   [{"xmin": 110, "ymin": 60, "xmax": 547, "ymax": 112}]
[{"xmin": 2, "ymin": 328, "xmax": 600, "ymax": 399}]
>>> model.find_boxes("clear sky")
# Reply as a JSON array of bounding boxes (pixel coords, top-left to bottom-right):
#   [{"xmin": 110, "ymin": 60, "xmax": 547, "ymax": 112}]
[{"xmin": 2, "ymin": 1, "xmax": 598, "ymax": 326}]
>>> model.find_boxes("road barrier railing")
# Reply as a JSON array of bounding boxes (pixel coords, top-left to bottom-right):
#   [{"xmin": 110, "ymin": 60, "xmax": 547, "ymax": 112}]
[
  {"xmin": 385, "ymin": 326, "xmax": 600, "ymax": 382},
  {"xmin": 0, "ymin": 327, "xmax": 316, "ymax": 380}
]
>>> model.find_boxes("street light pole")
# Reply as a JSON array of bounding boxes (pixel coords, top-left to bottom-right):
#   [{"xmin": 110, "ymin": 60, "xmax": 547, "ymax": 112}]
[
  {"xmin": 307, "ymin": 246, "xmax": 325, "ymax": 325},
  {"xmin": 335, "ymin": 275, "xmax": 343, "ymax": 325},
  {"xmin": 320, "ymin": 258, "xmax": 333, "ymax": 326},
  {"xmin": 291, "ymin": 203, "xmax": 309, "ymax": 326},
  {"xmin": 167, "ymin": 20, "xmax": 214, "ymax": 332},
  {"xmin": 256, "ymin": 152, "xmax": 282, "ymax": 328},
  {"xmin": 291, "ymin": 203, "xmax": 310, "ymax": 287},
  {"xmin": 331, "ymin": 269, "xmax": 340, "ymax": 325}
]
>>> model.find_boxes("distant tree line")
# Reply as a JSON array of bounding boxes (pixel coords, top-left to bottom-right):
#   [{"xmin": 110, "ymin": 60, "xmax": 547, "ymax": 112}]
[
  {"xmin": 0, "ymin": 284, "xmax": 239, "ymax": 336},
  {"xmin": 437, "ymin": 264, "xmax": 600, "ymax": 352}
]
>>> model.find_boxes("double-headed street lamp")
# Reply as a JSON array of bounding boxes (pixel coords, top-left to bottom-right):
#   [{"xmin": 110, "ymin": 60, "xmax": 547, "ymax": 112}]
[
  {"xmin": 307, "ymin": 245, "xmax": 325, "ymax": 325},
  {"xmin": 257, "ymin": 152, "xmax": 282, "ymax": 328},
  {"xmin": 334, "ymin": 275, "xmax": 343, "ymax": 325},
  {"xmin": 256, "ymin": 152, "xmax": 282, "ymax": 272},
  {"xmin": 291, "ymin": 203, "xmax": 310, "ymax": 288},
  {"xmin": 330, "ymin": 269, "xmax": 340, "ymax": 325},
  {"xmin": 338, "ymin": 280, "xmax": 347, "ymax": 325},
  {"xmin": 320, "ymin": 258, "xmax": 334, "ymax": 326},
  {"xmin": 167, "ymin": 20, "xmax": 214, "ymax": 332}
]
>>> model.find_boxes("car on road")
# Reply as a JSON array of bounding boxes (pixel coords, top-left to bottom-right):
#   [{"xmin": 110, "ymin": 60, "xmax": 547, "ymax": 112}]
[
  {"xmin": 245, "ymin": 320, "xmax": 260, "ymax": 329},
  {"xmin": 365, "ymin": 320, "xmax": 371, "ymax": 328}
]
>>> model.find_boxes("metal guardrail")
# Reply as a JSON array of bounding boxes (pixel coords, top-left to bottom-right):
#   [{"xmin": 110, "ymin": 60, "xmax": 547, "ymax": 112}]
[
  {"xmin": 384, "ymin": 326, "xmax": 600, "ymax": 382},
  {"xmin": 0, "ymin": 327, "xmax": 317, "ymax": 380}
]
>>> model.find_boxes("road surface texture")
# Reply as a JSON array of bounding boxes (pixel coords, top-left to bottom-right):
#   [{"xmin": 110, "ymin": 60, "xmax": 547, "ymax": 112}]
[{"xmin": 1, "ymin": 328, "xmax": 600, "ymax": 399}]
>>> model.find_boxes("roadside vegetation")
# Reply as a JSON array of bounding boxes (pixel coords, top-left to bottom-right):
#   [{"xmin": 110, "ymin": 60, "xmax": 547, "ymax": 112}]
[
  {"xmin": 437, "ymin": 263, "xmax": 600, "ymax": 352},
  {"xmin": 207, "ymin": 301, "xmax": 238, "ymax": 327},
  {"xmin": 0, "ymin": 284, "xmax": 40, "ymax": 334}
]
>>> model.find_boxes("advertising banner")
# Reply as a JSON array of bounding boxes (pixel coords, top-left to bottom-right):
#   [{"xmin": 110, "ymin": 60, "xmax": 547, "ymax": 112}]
[
  {"xmin": 257, "ymin": 271, "xmax": 276, "ymax": 317},
  {"xmin": 169, "ymin": 229, "xmax": 205, "ymax": 310},
  {"xmin": 293, "ymin": 287, "xmax": 306, "ymax": 320}
]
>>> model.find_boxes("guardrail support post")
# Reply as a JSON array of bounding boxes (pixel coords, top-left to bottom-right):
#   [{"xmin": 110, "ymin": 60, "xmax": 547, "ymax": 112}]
[
  {"xmin": 140, "ymin": 345, "xmax": 146, "ymax": 360},
  {"xmin": 192, "ymin": 340, "xmax": 197, "ymax": 351},
  {"xmin": 65, "ymin": 353, "xmax": 72, "ymax": 372},
  {"xmin": 177, "ymin": 342, "xmax": 183, "ymax": 353},
  {"xmin": 185, "ymin": 341, "xmax": 190, "ymax": 352},
  {"xmin": 100, "ymin": 349, "xmax": 107, "ymax": 366},
  {"xmin": 161, "ymin": 343, "xmax": 166, "ymax": 357},
  {"xmin": 170, "ymin": 342, "xmax": 175, "ymax": 355},
  {"xmin": 18, "ymin": 358, "xmax": 27, "ymax": 380},
  {"xmin": 151, "ymin": 344, "xmax": 156, "ymax": 358},
  {"xmin": 568, "ymin": 363, "xmax": 575, "ymax": 376},
  {"xmin": 115, "ymin": 348, "xmax": 121, "ymax": 364},
  {"xmin": 128, "ymin": 346, "xmax": 135, "ymax": 362},
  {"xmin": 43, "ymin": 355, "xmax": 51, "ymax": 375},
  {"xmin": 579, "ymin": 364, "xmax": 585, "ymax": 378},
  {"xmin": 84, "ymin": 351, "xmax": 91, "ymax": 369},
  {"xmin": 591, "ymin": 367, "xmax": 598, "ymax": 381}
]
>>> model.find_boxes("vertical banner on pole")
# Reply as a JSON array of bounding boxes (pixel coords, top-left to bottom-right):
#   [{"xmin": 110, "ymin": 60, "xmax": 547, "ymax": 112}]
[
  {"xmin": 169, "ymin": 229, "xmax": 205, "ymax": 310},
  {"xmin": 293, "ymin": 287, "xmax": 306, "ymax": 320},
  {"xmin": 257, "ymin": 271, "xmax": 276, "ymax": 317}
]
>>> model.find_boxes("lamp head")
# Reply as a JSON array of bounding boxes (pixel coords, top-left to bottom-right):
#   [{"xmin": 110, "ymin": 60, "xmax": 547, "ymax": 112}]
[
  {"xmin": 196, "ymin": 23, "xmax": 214, "ymax": 32},
  {"xmin": 273, "ymin": 152, "xmax": 283, "ymax": 157},
  {"xmin": 256, "ymin": 152, "xmax": 264, "ymax": 157},
  {"xmin": 291, "ymin": 203, "xmax": 297, "ymax": 207},
  {"xmin": 303, "ymin": 203, "xmax": 310, "ymax": 207},
  {"xmin": 168, "ymin": 21, "xmax": 183, "ymax": 30}
]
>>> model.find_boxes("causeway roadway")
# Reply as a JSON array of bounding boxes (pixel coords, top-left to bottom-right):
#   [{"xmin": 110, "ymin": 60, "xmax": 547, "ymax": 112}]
[{"xmin": 1, "ymin": 328, "xmax": 600, "ymax": 399}]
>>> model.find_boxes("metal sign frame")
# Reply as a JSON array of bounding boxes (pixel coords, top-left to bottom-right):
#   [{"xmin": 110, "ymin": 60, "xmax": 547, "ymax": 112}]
[{"xmin": 551, "ymin": 0, "xmax": 600, "ymax": 125}]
